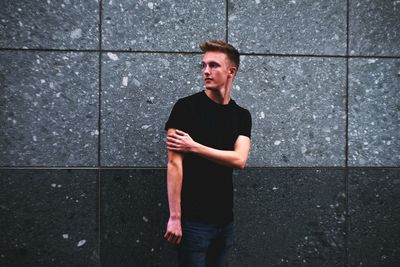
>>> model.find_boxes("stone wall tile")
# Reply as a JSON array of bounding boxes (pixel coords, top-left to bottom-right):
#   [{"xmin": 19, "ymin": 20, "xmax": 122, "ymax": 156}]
[
  {"xmin": 232, "ymin": 168, "xmax": 346, "ymax": 266},
  {"xmin": 0, "ymin": 51, "xmax": 99, "ymax": 166},
  {"xmin": 229, "ymin": 0, "xmax": 346, "ymax": 55},
  {"xmin": 0, "ymin": 0, "xmax": 99, "ymax": 49},
  {"xmin": 101, "ymin": 53, "xmax": 202, "ymax": 166},
  {"xmin": 100, "ymin": 169, "xmax": 176, "ymax": 267},
  {"xmin": 349, "ymin": 0, "xmax": 400, "ymax": 56},
  {"xmin": 233, "ymin": 56, "xmax": 346, "ymax": 166},
  {"xmin": 102, "ymin": 0, "xmax": 225, "ymax": 51},
  {"xmin": 0, "ymin": 169, "xmax": 98, "ymax": 266},
  {"xmin": 348, "ymin": 168, "xmax": 400, "ymax": 266},
  {"xmin": 349, "ymin": 58, "xmax": 400, "ymax": 166}
]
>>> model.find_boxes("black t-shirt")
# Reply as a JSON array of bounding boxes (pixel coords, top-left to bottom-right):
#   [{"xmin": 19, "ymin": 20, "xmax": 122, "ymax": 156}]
[{"xmin": 165, "ymin": 91, "xmax": 252, "ymax": 224}]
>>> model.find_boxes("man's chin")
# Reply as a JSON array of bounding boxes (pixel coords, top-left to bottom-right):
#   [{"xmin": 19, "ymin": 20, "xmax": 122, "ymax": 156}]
[{"xmin": 204, "ymin": 85, "xmax": 218, "ymax": 90}]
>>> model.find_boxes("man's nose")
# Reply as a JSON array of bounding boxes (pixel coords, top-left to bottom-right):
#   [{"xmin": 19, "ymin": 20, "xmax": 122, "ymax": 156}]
[{"xmin": 203, "ymin": 65, "xmax": 211, "ymax": 75}]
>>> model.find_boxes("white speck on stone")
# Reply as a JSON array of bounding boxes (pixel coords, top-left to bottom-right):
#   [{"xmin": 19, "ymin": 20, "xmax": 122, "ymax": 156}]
[
  {"xmin": 62, "ymin": 234, "xmax": 69, "ymax": 239},
  {"xmin": 122, "ymin": 76, "xmax": 128, "ymax": 87},
  {"xmin": 41, "ymin": 79, "xmax": 46, "ymax": 84},
  {"xmin": 290, "ymin": 0, "xmax": 296, "ymax": 4},
  {"xmin": 51, "ymin": 183, "xmax": 57, "ymax": 187},
  {"xmin": 255, "ymin": 0, "xmax": 260, "ymax": 3},
  {"xmin": 151, "ymin": 248, "xmax": 154, "ymax": 252},
  {"xmin": 70, "ymin": 28, "xmax": 82, "ymax": 39},
  {"xmin": 274, "ymin": 140, "xmax": 281, "ymax": 145},
  {"xmin": 33, "ymin": 136, "xmax": 37, "ymax": 142},
  {"xmin": 322, "ymin": 127, "xmax": 331, "ymax": 133},
  {"xmin": 367, "ymin": 59, "xmax": 377, "ymax": 64},
  {"xmin": 272, "ymin": 186, "xmax": 279, "ymax": 190},
  {"xmin": 91, "ymin": 130, "xmax": 99, "ymax": 136},
  {"xmin": 148, "ymin": 2, "xmax": 154, "ymax": 9},
  {"xmin": 259, "ymin": 111, "xmax": 265, "ymax": 119},
  {"xmin": 325, "ymin": 137, "xmax": 331, "ymax": 142},
  {"xmin": 18, "ymin": 21, "xmax": 23, "ymax": 27},
  {"xmin": 141, "ymin": 125, "xmax": 150, "ymax": 130},
  {"xmin": 301, "ymin": 146, "xmax": 307, "ymax": 153},
  {"xmin": 56, "ymin": 92, "xmax": 61, "ymax": 98},
  {"xmin": 77, "ymin": 240, "xmax": 86, "ymax": 247},
  {"xmin": 107, "ymin": 52, "xmax": 119, "ymax": 61},
  {"xmin": 142, "ymin": 216, "xmax": 149, "ymax": 223},
  {"xmin": 49, "ymin": 82, "xmax": 55, "ymax": 89},
  {"xmin": 132, "ymin": 78, "xmax": 141, "ymax": 87},
  {"xmin": 136, "ymin": 239, "xmax": 140, "ymax": 243}
]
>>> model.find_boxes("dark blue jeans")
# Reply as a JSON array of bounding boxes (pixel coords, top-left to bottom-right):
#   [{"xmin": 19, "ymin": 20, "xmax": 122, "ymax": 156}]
[{"xmin": 178, "ymin": 221, "xmax": 234, "ymax": 267}]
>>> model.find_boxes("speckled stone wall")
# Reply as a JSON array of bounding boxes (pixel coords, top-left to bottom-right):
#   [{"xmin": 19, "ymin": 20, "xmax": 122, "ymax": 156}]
[{"xmin": 1, "ymin": 1, "xmax": 399, "ymax": 266}]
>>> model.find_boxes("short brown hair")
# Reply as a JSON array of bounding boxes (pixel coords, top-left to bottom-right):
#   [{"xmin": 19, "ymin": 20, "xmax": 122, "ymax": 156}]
[{"xmin": 200, "ymin": 40, "xmax": 240, "ymax": 69}]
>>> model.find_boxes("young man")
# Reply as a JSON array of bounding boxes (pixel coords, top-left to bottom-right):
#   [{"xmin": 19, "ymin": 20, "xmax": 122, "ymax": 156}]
[{"xmin": 164, "ymin": 40, "xmax": 252, "ymax": 267}]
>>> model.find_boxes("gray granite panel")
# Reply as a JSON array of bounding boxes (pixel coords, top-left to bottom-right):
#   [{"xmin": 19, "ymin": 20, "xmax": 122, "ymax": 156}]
[
  {"xmin": 348, "ymin": 168, "xmax": 400, "ymax": 266},
  {"xmin": 349, "ymin": 59, "xmax": 400, "ymax": 166},
  {"xmin": 100, "ymin": 169, "xmax": 177, "ymax": 267},
  {"xmin": 101, "ymin": 53, "xmax": 202, "ymax": 166},
  {"xmin": 231, "ymin": 168, "xmax": 346, "ymax": 266},
  {"xmin": 349, "ymin": 0, "xmax": 400, "ymax": 56},
  {"xmin": 228, "ymin": 0, "xmax": 346, "ymax": 55},
  {"xmin": 0, "ymin": 169, "xmax": 98, "ymax": 267},
  {"xmin": 0, "ymin": 51, "xmax": 99, "ymax": 167},
  {"xmin": 0, "ymin": 0, "xmax": 99, "ymax": 49},
  {"xmin": 102, "ymin": 0, "xmax": 225, "ymax": 51},
  {"xmin": 233, "ymin": 56, "xmax": 346, "ymax": 167}
]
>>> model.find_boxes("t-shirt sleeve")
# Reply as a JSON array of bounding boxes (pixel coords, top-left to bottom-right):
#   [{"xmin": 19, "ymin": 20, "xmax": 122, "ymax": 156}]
[
  {"xmin": 238, "ymin": 109, "xmax": 252, "ymax": 138},
  {"xmin": 165, "ymin": 99, "xmax": 188, "ymax": 131}
]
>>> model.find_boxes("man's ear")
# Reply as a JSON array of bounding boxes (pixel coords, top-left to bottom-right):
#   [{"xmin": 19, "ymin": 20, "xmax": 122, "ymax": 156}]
[{"xmin": 228, "ymin": 66, "xmax": 237, "ymax": 77}]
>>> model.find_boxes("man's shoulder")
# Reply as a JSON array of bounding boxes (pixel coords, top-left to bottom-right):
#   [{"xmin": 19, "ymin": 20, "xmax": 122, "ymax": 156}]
[
  {"xmin": 176, "ymin": 91, "xmax": 203, "ymax": 105},
  {"xmin": 231, "ymin": 100, "xmax": 251, "ymax": 117}
]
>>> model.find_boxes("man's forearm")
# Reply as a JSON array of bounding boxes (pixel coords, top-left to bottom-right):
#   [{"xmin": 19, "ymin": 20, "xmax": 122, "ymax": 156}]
[
  {"xmin": 166, "ymin": 160, "xmax": 183, "ymax": 219},
  {"xmin": 167, "ymin": 130, "xmax": 250, "ymax": 169},
  {"xmin": 191, "ymin": 142, "xmax": 246, "ymax": 169}
]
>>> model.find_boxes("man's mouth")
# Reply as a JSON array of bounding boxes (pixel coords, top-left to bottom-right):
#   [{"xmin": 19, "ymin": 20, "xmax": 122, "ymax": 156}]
[{"xmin": 205, "ymin": 78, "xmax": 213, "ymax": 81}]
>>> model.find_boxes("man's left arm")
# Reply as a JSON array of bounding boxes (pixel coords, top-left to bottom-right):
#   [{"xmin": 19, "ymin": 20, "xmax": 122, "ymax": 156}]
[{"xmin": 166, "ymin": 129, "xmax": 250, "ymax": 169}]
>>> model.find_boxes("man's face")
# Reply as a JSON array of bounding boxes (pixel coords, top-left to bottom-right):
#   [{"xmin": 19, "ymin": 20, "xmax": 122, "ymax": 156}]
[{"xmin": 201, "ymin": 51, "xmax": 234, "ymax": 91}]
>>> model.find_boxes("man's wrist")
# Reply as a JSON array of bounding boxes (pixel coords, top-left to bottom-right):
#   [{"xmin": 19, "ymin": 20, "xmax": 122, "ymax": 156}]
[
  {"xmin": 169, "ymin": 213, "xmax": 181, "ymax": 220},
  {"xmin": 191, "ymin": 141, "xmax": 200, "ymax": 153}
]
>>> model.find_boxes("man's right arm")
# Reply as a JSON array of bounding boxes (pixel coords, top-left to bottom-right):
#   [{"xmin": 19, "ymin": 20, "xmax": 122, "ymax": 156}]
[{"xmin": 164, "ymin": 128, "xmax": 184, "ymax": 245}]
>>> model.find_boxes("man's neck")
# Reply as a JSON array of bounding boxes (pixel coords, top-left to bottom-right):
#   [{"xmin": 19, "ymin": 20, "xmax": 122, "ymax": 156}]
[{"xmin": 204, "ymin": 80, "xmax": 233, "ymax": 105}]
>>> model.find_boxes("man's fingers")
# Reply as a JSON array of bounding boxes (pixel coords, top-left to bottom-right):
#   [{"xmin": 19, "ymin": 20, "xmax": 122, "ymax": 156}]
[
  {"xmin": 164, "ymin": 231, "xmax": 182, "ymax": 244},
  {"xmin": 175, "ymin": 129, "xmax": 187, "ymax": 136}
]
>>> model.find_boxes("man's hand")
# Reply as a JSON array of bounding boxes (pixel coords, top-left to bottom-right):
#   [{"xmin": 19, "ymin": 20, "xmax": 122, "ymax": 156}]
[
  {"xmin": 164, "ymin": 216, "xmax": 182, "ymax": 245},
  {"xmin": 167, "ymin": 129, "xmax": 197, "ymax": 153}
]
